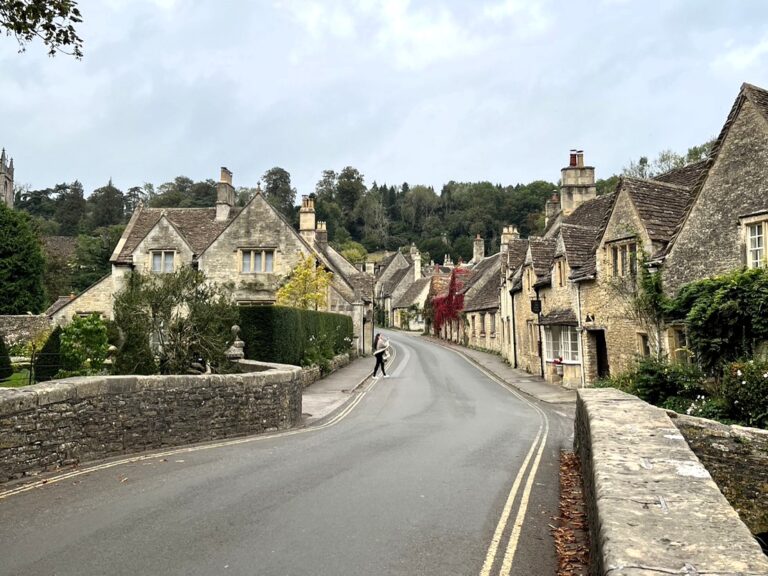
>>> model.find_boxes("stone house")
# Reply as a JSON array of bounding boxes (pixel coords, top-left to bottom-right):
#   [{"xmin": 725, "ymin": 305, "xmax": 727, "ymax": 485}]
[
  {"xmin": 461, "ymin": 236, "xmax": 504, "ymax": 352},
  {"xmin": 52, "ymin": 168, "xmax": 374, "ymax": 354},
  {"xmin": 373, "ymin": 244, "xmax": 425, "ymax": 327},
  {"xmin": 1, "ymin": 148, "xmax": 13, "ymax": 209},
  {"xmin": 660, "ymin": 83, "xmax": 768, "ymax": 291}
]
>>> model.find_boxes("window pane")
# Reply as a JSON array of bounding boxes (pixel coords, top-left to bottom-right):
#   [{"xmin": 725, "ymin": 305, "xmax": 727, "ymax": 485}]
[
  {"xmin": 629, "ymin": 243, "xmax": 637, "ymax": 277},
  {"xmin": 749, "ymin": 224, "xmax": 765, "ymax": 268},
  {"xmin": 265, "ymin": 251, "xmax": 274, "ymax": 272},
  {"xmin": 612, "ymin": 247, "xmax": 618, "ymax": 276},
  {"xmin": 255, "ymin": 252, "xmax": 262, "ymax": 272},
  {"xmin": 152, "ymin": 252, "xmax": 162, "ymax": 272},
  {"xmin": 620, "ymin": 245, "xmax": 628, "ymax": 276},
  {"xmin": 242, "ymin": 251, "xmax": 251, "ymax": 273},
  {"xmin": 164, "ymin": 252, "xmax": 174, "ymax": 272}
]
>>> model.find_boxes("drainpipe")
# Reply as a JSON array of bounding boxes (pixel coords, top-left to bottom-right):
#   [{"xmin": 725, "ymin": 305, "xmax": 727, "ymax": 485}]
[
  {"xmin": 509, "ymin": 288, "xmax": 518, "ymax": 368},
  {"xmin": 576, "ymin": 281, "xmax": 586, "ymax": 388},
  {"xmin": 535, "ymin": 286, "xmax": 544, "ymax": 378}
]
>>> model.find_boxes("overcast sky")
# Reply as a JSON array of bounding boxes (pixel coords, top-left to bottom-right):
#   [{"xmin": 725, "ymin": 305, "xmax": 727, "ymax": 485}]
[{"xmin": 2, "ymin": 0, "xmax": 767, "ymax": 197}]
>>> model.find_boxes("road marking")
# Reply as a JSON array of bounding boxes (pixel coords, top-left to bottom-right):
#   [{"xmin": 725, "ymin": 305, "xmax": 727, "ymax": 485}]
[
  {"xmin": 0, "ymin": 351, "xmax": 399, "ymax": 503},
  {"xmin": 419, "ymin": 340, "xmax": 551, "ymax": 576}
]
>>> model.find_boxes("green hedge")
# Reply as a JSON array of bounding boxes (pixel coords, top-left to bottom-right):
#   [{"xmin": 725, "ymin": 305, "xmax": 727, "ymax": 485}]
[{"xmin": 239, "ymin": 306, "xmax": 353, "ymax": 366}]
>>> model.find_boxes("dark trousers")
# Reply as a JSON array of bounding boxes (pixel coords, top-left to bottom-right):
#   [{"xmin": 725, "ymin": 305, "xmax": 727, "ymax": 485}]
[{"xmin": 373, "ymin": 352, "xmax": 386, "ymax": 376}]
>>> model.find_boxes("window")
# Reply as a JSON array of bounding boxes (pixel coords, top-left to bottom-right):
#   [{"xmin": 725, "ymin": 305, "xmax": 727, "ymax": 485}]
[
  {"xmin": 544, "ymin": 326, "xmax": 580, "ymax": 362},
  {"xmin": 639, "ymin": 333, "xmax": 651, "ymax": 357},
  {"xmin": 609, "ymin": 241, "xmax": 638, "ymax": 277},
  {"xmin": 748, "ymin": 223, "xmax": 765, "ymax": 269},
  {"xmin": 490, "ymin": 312, "xmax": 496, "ymax": 336},
  {"xmin": 151, "ymin": 250, "xmax": 175, "ymax": 273},
  {"xmin": 241, "ymin": 249, "xmax": 275, "ymax": 273},
  {"xmin": 480, "ymin": 313, "xmax": 486, "ymax": 336},
  {"xmin": 471, "ymin": 315, "xmax": 476, "ymax": 336}
]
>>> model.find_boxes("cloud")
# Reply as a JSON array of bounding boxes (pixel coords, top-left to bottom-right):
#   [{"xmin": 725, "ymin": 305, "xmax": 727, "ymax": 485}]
[
  {"xmin": 713, "ymin": 36, "xmax": 768, "ymax": 72},
  {"xmin": 481, "ymin": 0, "xmax": 550, "ymax": 33}
]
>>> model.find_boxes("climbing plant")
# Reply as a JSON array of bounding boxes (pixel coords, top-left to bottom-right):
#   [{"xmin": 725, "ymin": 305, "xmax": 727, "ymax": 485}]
[{"xmin": 431, "ymin": 268, "xmax": 467, "ymax": 335}]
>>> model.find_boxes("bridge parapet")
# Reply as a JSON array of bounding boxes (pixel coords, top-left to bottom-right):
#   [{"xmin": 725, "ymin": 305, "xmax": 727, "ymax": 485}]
[{"xmin": 576, "ymin": 388, "xmax": 768, "ymax": 575}]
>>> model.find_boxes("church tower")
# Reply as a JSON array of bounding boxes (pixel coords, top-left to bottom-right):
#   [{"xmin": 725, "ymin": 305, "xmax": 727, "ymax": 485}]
[{"xmin": 1, "ymin": 149, "xmax": 14, "ymax": 209}]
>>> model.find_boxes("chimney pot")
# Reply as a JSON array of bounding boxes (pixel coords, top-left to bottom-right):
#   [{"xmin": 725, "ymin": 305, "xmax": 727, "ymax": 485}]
[
  {"xmin": 569, "ymin": 150, "xmax": 577, "ymax": 167},
  {"xmin": 220, "ymin": 167, "xmax": 233, "ymax": 185},
  {"xmin": 576, "ymin": 150, "xmax": 584, "ymax": 167}
]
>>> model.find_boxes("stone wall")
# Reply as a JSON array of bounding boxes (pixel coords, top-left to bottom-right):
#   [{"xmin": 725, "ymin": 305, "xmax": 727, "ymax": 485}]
[
  {"xmin": 670, "ymin": 411, "xmax": 768, "ymax": 537},
  {"xmin": 575, "ymin": 388, "xmax": 768, "ymax": 574},
  {"xmin": 0, "ymin": 315, "xmax": 52, "ymax": 346},
  {"xmin": 0, "ymin": 360, "xmax": 302, "ymax": 483}
]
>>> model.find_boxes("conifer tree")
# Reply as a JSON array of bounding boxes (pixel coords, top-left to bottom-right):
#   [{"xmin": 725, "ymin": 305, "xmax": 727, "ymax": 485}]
[
  {"xmin": 34, "ymin": 326, "xmax": 63, "ymax": 382},
  {"xmin": 0, "ymin": 203, "xmax": 45, "ymax": 314}
]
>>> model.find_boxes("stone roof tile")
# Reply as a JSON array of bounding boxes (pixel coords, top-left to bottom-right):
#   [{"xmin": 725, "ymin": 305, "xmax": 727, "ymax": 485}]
[{"xmin": 393, "ymin": 277, "xmax": 431, "ymax": 308}]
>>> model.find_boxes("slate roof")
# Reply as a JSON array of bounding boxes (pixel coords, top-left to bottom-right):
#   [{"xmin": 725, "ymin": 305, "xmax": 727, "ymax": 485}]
[
  {"xmin": 113, "ymin": 205, "xmax": 236, "ymax": 263},
  {"xmin": 393, "ymin": 277, "xmax": 431, "ymax": 308},
  {"xmin": 42, "ymin": 236, "xmax": 78, "ymax": 263},
  {"xmin": 529, "ymin": 238, "xmax": 557, "ymax": 286},
  {"xmin": 539, "ymin": 308, "xmax": 578, "ymax": 326},
  {"xmin": 623, "ymin": 177, "xmax": 694, "ymax": 242},
  {"xmin": 348, "ymin": 273, "xmax": 375, "ymax": 303},
  {"xmin": 382, "ymin": 266, "xmax": 410, "ymax": 296},
  {"xmin": 464, "ymin": 273, "xmax": 500, "ymax": 311},
  {"xmin": 460, "ymin": 253, "xmax": 500, "ymax": 295},
  {"xmin": 321, "ymin": 244, "xmax": 360, "ymax": 277},
  {"xmin": 653, "ymin": 160, "xmax": 709, "ymax": 189},
  {"xmin": 375, "ymin": 251, "xmax": 400, "ymax": 278},
  {"xmin": 506, "ymin": 238, "xmax": 529, "ymax": 276},
  {"xmin": 560, "ymin": 224, "xmax": 600, "ymax": 271},
  {"xmin": 565, "ymin": 193, "xmax": 616, "ymax": 229},
  {"xmin": 45, "ymin": 295, "xmax": 75, "ymax": 317}
]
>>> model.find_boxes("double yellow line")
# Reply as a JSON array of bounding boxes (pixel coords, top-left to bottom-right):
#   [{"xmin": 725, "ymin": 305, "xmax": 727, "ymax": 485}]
[
  {"xmin": 444, "ymin": 349, "xmax": 550, "ymax": 576},
  {"xmin": 0, "ymin": 349, "xmax": 398, "ymax": 503}
]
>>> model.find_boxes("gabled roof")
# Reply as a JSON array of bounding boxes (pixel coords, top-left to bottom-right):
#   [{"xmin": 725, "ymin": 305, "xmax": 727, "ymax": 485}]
[
  {"xmin": 112, "ymin": 205, "xmax": 236, "ymax": 263},
  {"xmin": 45, "ymin": 295, "xmax": 75, "ymax": 317},
  {"xmin": 621, "ymin": 177, "xmax": 694, "ymax": 243},
  {"xmin": 658, "ymin": 82, "xmax": 768, "ymax": 260},
  {"xmin": 564, "ymin": 193, "xmax": 616, "ymax": 229},
  {"xmin": 529, "ymin": 238, "xmax": 557, "ymax": 286},
  {"xmin": 393, "ymin": 277, "xmax": 431, "ymax": 309},
  {"xmin": 460, "ymin": 253, "xmax": 500, "ymax": 295},
  {"xmin": 505, "ymin": 238, "xmax": 529, "ymax": 280},
  {"xmin": 381, "ymin": 266, "xmax": 411, "ymax": 296},
  {"xmin": 560, "ymin": 224, "xmax": 601, "ymax": 271}
]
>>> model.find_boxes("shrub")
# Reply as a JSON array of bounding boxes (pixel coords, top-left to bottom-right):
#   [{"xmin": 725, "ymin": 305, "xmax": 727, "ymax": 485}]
[
  {"xmin": 0, "ymin": 336, "xmax": 12, "ymax": 380},
  {"xmin": 33, "ymin": 326, "xmax": 63, "ymax": 382},
  {"xmin": 721, "ymin": 359, "xmax": 768, "ymax": 428},
  {"xmin": 59, "ymin": 314, "xmax": 109, "ymax": 375},
  {"xmin": 239, "ymin": 306, "xmax": 353, "ymax": 367}
]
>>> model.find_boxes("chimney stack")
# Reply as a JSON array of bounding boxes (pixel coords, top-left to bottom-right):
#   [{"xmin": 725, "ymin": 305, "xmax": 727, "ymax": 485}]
[
  {"xmin": 473, "ymin": 234, "xmax": 485, "ymax": 263},
  {"xmin": 410, "ymin": 244, "xmax": 422, "ymax": 280},
  {"xmin": 560, "ymin": 150, "xmax": 596, "ymax": 217},
  {"xmin": 215, "ymin": 166, "xmax": 235, "ymax": 221},
  {"xmin": 365, "ymin": 261, "xmax": 375, "ymax": 275},
  {"xmin": 315, "ymin": 221, "xmax": 328, "ymax": 247},
  {"xmin": 500, "ymin": 225, "xmax": 520, "ymax": 252},
  {"xmin": 299, "ymin": 196, "xmax": 317, "ymax": 244}
]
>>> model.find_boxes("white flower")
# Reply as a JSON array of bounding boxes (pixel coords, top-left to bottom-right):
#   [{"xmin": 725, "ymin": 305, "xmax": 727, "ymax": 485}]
[
  {"xmin": 734, "ymin": 400, "xmax": 739, "ymax": 405},
  {"xmin": 742, "ymin": 380, "xmax": 747, "ymax": 385},
  {"xmin": 763, "ymin": 373, "xmax": 768, "ymax": 379},
  {"xmin": 736, "ymin": 369, "xmax": 742, "ymax": 377}
]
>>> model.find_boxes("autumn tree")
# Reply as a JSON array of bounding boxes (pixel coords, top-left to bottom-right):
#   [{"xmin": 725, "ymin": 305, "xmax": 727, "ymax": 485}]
[{"xmin": 276, "ymin": 255, "xmax": 332, "ymax": 310}]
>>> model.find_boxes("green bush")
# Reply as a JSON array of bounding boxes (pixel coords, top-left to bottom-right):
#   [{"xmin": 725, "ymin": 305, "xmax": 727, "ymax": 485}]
[
  {"xmin": 597, "ymin": 357, "xmax": 705, "ymax": 406},
  {"xmin": 59, "ymin": 314, "xmax": 109, "ymax": 375},
  {"xmin": 0, "ymin": 336, "xmax": 12, "ymax": 381},
  {"xmin": 722, "ymin": 359, "xmax": 768, "ymax": 428},
  {"xmin": 239, "ymin": 306, "xmax": 353, "ymax": 367},
  {"xmin": 34, "ymin": 326, "xmax": 63, "ymax": 382}
]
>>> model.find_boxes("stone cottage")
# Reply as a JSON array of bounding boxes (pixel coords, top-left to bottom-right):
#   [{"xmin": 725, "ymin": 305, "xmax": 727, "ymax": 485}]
[{"xmin": 52, "ymin": 168, "xmax": 374, "ymax": 354}]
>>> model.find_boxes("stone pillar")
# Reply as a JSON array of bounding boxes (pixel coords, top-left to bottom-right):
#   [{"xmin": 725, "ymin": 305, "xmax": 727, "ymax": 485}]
[
  {"xmin": 216, "ymin": 167, "xmax": 235, "ymax": 221},
  {"xmin": 473, "ymin": 235, "xmax": 485, "ymax": 263}
]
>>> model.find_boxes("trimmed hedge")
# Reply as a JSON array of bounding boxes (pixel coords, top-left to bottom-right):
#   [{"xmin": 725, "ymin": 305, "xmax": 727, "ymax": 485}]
[{"xmin": 239, "ymin": 306, "xmax": 353, "ymax": 366}]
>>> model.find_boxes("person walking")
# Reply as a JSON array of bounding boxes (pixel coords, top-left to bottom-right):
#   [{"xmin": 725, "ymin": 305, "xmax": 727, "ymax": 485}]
[{"xmin": 372, "ymin": 333, "xmax": 389, "ymax": 378}]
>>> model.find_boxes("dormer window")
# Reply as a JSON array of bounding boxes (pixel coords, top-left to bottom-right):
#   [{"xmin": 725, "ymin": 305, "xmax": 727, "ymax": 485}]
[
  {"xmin": 240, "ymin": 248, "xmax": 275, "ymax": 273},
  {"xmin": 151, "ymin": 250, "xmax": 175, "ymax": 273}
]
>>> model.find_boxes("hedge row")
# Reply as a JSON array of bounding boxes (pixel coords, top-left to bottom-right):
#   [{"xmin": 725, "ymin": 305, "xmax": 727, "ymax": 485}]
[{"xmin": 239, "ymin": 306, "xmax": 353, "ymax": 366}]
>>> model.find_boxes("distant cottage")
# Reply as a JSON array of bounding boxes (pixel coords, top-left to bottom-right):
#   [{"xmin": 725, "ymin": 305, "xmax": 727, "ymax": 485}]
[{"xmin": 53, "ymin": 168, "xmax": 375, "ymax": 353}]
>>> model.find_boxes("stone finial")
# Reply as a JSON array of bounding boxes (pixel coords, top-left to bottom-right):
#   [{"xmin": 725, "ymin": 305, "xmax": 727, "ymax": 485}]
[{"xmin": 225, "ymin": 324, "xmax": 245, "ymax": 360}]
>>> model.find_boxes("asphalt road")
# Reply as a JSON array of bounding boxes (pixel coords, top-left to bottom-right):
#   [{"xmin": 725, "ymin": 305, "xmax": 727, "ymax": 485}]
[{"xmin": 0, "ymin": 331, "xmax": 574, "ymax": 576}]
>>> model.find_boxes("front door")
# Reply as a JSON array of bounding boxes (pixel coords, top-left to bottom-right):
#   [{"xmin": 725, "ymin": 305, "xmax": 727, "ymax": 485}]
[{"xmin": 593, "ymin": 329, "xmax": 610, "ymax": 379}]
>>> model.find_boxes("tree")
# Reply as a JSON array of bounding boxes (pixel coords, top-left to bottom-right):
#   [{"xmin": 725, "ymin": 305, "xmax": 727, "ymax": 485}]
[
  {"xmin": 124, "ymin": 185, "xmax": 147, "ymax": 214},
  {"xmin": 53, "ymin": 181, "xmax": 86, "ymax": 235},
  {"xmin": 0, "ymin": 336, "xmax": 12, "ymax": 380},
  {"xmin": 0, "ymin": 203, "xmax": 45, "ymax": 313},
  {"xmin": 86, "ymin": 179, "xmax": 124, "ymax": 230},
  {"xmin": 33, "ymin": 325, "xmax": 62, "ymax": 382},
  {"xmin": 262, "ymin": 167, "xmax": 296, "ymax": 218},
  {"xmin": 337, "ymin": 240, "xmax": 367, "ymax": 265},
  {"xmin": 0, "ymin": 0, "xmax": 83, "ymax": 58},
  {"xmin": 315, "ymin": 170, "xmax": 337, "ymax": 201},
  {"xmin": 71, "ymin": 225, "xmax": 124, "ymax": 291},
  {"xmin": 276, "ymin": 255, "xmax": 332, "ymax": 310},
  {"xmin": 112, "ymin": 268, "xmax": 238, "ymax": 375},
  {"xmin": 336, "ymin": 166, "xmax": 366, "ymax": 221}
]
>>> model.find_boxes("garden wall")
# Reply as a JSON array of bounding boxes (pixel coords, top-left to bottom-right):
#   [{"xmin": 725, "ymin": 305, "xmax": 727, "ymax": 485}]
[
  {"xmin": 575, "ymin": 388, "xmax": 768, "ymax": 575},
  {"xmin": 0, "ymin": 315, "xmax": 51, "ymax": 346},
  {"xmin": 0, "ymin": 360, "xmax": 302, "ymax": 483}
]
